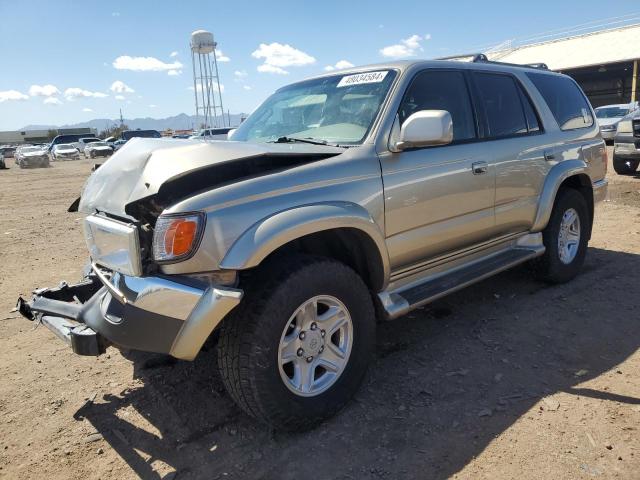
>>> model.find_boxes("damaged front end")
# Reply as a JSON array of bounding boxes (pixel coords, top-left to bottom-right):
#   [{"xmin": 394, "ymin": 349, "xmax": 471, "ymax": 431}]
[{"xmin": 17, "ymin": 274, "xmax": 107, "ymax": 356}]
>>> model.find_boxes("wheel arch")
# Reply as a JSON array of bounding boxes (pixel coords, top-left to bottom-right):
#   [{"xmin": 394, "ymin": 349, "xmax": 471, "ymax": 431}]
[
  {"xmin": 532, "ymin": 160, "xmax": 594, "ymax": 237},
  {"xmin": 220, "ymin": 202, "xmax": 390, "ymax": 291}
]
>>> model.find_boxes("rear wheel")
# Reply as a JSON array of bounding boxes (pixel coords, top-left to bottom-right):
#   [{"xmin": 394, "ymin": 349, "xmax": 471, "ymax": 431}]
[
  {"xmin": 217, "ymin": 254, "xmax": 375, "ymax": 431},
  {"xmin": 613, "ymin": 155, "xmax": 639, "ymax": 175},
  {"xmin": 531, "ymin": 188, "xmax": 589, "ymax": 283}
]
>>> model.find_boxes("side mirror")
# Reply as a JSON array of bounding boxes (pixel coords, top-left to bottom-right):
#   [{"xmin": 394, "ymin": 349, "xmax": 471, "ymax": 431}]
[{"xmin": 392, "ymin": 110, "xmax": 453, "ymax": 151}]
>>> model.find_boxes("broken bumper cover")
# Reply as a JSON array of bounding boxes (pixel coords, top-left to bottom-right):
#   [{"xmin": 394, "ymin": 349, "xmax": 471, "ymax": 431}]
[{"xmin": 17, "ymin": 265, "xmax": 243, "ymax": 360}]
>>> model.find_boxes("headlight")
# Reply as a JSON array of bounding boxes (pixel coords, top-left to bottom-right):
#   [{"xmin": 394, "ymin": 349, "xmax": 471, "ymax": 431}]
[
  {"xmin": 152, "ymin": 213, "xmax": 205, "ymax": 262},
  {"xmin": 617, "ymin": 120, "xmax": 633, "ymax": 133}
]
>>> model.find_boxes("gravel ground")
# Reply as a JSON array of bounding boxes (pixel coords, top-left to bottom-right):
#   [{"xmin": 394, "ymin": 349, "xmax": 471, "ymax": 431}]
[{"xmin": 0, "ymin": 150, "xmax": 639, "ymax": 479}]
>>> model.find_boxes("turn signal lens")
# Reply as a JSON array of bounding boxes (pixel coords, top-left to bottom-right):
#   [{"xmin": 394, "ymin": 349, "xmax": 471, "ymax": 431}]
[{"xmin": 153, "ymin": 213, "xmax": 204, "ymax": 262}]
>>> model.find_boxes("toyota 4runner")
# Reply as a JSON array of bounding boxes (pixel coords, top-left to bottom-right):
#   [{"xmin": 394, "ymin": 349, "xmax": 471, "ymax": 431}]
[{"xmin": 17, "ymin": 57, "xmax": 608, "ymax": 430}]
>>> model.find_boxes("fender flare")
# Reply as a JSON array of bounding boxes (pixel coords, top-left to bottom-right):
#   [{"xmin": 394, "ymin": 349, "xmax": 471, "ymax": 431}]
[
  {"xmin": 531, "ymin": 159, "xmax": 590, "ymax": 232},
  {"xmin": 220, "ymin": 201, "xmax": 390, "ymax": 288}
]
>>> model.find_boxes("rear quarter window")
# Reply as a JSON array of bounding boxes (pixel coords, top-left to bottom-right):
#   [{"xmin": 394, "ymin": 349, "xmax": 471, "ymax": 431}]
[{"xmin": 527, "ymin": 72, "xmax": 593, "ymax": 131}]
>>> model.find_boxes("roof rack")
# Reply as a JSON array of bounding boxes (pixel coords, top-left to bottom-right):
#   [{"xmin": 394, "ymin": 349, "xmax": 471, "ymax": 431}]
[{"xmin": 435, "ymin": 53, "xmax": 549, "ymax": 70}]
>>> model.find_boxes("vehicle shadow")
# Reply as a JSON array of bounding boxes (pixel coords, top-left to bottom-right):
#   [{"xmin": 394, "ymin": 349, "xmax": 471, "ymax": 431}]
[{"xmin": 74, "ymin": 246, "xmax": 640, "ymax": 479}]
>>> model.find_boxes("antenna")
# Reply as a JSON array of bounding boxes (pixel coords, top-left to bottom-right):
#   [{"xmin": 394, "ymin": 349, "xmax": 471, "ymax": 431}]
[{"xmin": 190, "ymin": 30, "xmax": 226, "ymax": 131}]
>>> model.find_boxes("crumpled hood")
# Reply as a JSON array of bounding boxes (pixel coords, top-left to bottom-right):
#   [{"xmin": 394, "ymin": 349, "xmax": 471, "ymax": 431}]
[{"xmin": 78, "ymin": 137, "xmax": 343, "ymax": 219}]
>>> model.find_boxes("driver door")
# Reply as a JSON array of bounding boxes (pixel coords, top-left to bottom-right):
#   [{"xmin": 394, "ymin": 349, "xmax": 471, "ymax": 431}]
[{"xmin": 381, "ymin": 69, "xmax": 496, "ymax": 271}]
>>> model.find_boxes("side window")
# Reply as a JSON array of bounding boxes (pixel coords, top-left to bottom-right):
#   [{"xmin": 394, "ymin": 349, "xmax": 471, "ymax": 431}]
[
  {"xmin": 519, "ymin": 88, "xmax": 540, "ymax": 133},
  {"xmin": 399, "ymin": 70, "xmax": 476, "ymax": 141},
  {"xmin": 473, "ymin": 72, "xmax": 528, "ymax": 138},
  {"xmin": 527, "ymin": 72, "xmax": 594, "ymax": 130}
]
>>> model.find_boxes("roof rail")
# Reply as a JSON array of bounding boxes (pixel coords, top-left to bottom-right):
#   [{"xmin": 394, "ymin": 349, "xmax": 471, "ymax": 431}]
[
  {"xmin": 436, "ymin": 53, "xmax": 550, "ymax": 70},
  {"xmin": 436, "ymin": 53, "xmax": 488, "ymax": 62}
]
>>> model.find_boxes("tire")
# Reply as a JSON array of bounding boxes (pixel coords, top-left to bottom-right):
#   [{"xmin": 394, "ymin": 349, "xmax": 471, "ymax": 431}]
[
  {"xmin": 217, "ymin": 254, "xmax": 375, "ymax": 431},
  {"xmin": 612, "ymin": 155, "xmax": 639, "ymax": 175},
  {"xmin": 531, "ymin": 188, "xmax": 589, "ymax": 284}
]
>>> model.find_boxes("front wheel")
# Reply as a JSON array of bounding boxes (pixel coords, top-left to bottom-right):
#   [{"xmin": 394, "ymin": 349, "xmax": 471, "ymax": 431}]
[
  {"xmin": 531, "ymin": 188, "xmax": 589, "ymax": 283},
  {"xmin": 613, "ymin": 156, "xmax": 639, "ymax": 175},
  {"xmin": 217, "ymin": 254, "xmax": 375, "ymax": 431}
]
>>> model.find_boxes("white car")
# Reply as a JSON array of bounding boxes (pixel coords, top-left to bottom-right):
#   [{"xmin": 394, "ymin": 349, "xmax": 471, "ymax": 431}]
[
  {"xmin": 51, "ymin": 143, "xmax": 80, "ymax": 161},
  {"xmin": 16, "ymin": 146, "xmax": 49, "ymax": 168},
  {"xmin": 595, "ymin": 102, "xmax": 639, "ymax": 142},
  {"xmin": 84, "ymin": 141, "xmax": 112, "ymax": 159}
]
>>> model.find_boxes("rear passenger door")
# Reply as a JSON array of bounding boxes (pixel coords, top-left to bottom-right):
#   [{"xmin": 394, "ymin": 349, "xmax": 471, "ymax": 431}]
[
  {"xmin": 382, "ymin": 69, "xmax": 496, "ymax": 271},
  {"xmin": 470, "ymin": 71, "xmax": 548, "ymax": 236}
]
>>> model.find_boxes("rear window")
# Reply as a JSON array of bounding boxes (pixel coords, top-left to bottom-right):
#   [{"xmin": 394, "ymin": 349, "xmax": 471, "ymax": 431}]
[
  {"xmin": 473, "ymin": 73, "xmax": 529, "ymax": 138},
  {"xmin": 527, "ymin": 73, "xmax": 593, "ymax": 130}
]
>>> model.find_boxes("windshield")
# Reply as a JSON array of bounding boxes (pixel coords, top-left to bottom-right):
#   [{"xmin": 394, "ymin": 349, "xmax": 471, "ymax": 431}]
[
  {"xmin": 595, "ymin": 107, "xmax": 629, "ymax": 119},
  {"xmin": 91, "ymin": 142, "xmax": 108, "ymax": 147},
  {"xmin": 232, "ymin": 70, "xmax": 397, "ymax": 145},
  {"xmin": 56, "ymin": 144, "xmax": 75, "ymax": 150},
  {"xmin": 22, "ymin": 147, "xmax": 41, "ymax": 153},
  {"xmin": 121, "ymin": 130, "xmax": 161, "ymax": 140}
]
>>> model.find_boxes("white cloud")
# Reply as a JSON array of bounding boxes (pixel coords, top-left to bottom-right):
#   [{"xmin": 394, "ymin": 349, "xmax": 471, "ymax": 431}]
[
  {"xmin": 29, "ymin": 84, "xmax": 60, "ymax": 97},
  {"xmin": 0, "ymin": 90, "xmax": 29, "ymax": 102},
  {"xmin": 324, "ymin": 60, "xmax": 354, "ymax": 71},
  {"xmin": 110, "ymin": 80, "xmax": 134, "ymax": 93},
  {"xmin": 149, "ymin": 104, "xmax": 157, "ymax": 108},
  {"xmin": 64, "ymin": 88, "xmax": 108, "ymax": 100},
  {"xmin": 167, "ymin": 69, "xmax": 182, "ymax": 76},
  {"xmin": 111, "ymin": 12, "xmax": 120, "ymax": 17},
  {"xmin": 257, "ymin": 64, "xmax": 289, "ymax": 75},
  {"xmin": 216, "ymin": 49, "xmax": 230, "ymax": 62},
  {"xmin": 252, "ymin": 42, "xmax": 315, "ymax": 74},
  {"xmin": 380, "ymin": 34, "xmax": 429, "ymax": 58},
  {"xmin": 113, "ymin": 55, "xmax": 183, "ymax": 72},
  {"xmin": 82, "ymin": 108, "xmax": 93, "ymax": 112},
  {"xmin": 44, "ymin": 97, "xmax": 62, "ymax": 105},
  {"xmin": 115, "ymin": 95, "xmax": 125, "ymax": 100},
  {"xmin": 234, "ymin": 70, "xmax": 248, "ymax": 79},
  {"xmin": 170, "ymin": 51, "xmax": 179, "ymax": 57},
  {"xmin": 243, "ymin": 85, "xmax": 252, "ymax": 91}
]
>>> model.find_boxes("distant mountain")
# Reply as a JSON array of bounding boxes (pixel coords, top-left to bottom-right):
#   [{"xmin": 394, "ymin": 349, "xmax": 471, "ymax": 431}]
[{"xmin": 21, "ymin": 112, "xmax": 248, "ymax": 132}]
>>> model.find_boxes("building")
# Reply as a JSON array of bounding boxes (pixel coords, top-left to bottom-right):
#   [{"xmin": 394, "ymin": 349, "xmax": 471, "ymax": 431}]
[
  {"xmin": 0, "ymin": 127, "xmax": 97, "ymax": 145},
  {"xmin": 487, "ymin": 24, "xmax": 640, "ymax": 108}
]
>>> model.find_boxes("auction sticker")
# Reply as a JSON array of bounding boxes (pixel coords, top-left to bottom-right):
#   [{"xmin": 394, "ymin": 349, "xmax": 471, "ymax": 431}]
[{"xmin": 337, "ymin": 71, "xmax": 389, "ymax": 88}]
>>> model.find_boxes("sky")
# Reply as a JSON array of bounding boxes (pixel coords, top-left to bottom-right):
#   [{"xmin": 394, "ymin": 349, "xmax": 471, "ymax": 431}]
[{"xmin": 1, "ymin": 0, "xmax": 639, "ymax": 130}]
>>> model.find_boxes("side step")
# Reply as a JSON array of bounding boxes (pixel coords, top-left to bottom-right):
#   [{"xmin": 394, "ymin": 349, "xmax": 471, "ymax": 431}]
[{"xmin": 381, "ymin": 248, "xmax": 542, "ymax": 319}]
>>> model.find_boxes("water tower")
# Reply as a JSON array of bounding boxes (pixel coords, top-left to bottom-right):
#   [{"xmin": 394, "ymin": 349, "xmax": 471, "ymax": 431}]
[{"xmin": 190, "ymin": 30, "xmax": 226, "ymax": 131}]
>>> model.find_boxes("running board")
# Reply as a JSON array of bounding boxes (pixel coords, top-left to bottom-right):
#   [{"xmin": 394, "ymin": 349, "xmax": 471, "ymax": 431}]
[{"xmin": 379, "ymin": 247, "xmax": 543, "ymax": 319}]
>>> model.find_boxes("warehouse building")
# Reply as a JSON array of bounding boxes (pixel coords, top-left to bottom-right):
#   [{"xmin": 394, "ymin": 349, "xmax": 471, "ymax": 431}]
[
  {"xmin": 0, "ymin": 127, "xmax": 96, "ymax": 145},
  {"xmin": 488, "ymin": 24, "xmax": 640, "ymax": 108}
]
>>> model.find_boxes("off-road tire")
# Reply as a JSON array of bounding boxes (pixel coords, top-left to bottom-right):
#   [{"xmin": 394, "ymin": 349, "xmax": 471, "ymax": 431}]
[
  {"xmin": 217, "ymin": 254, "xmax": 375, "ymax": 431},
  {"xmin": 612, "ymin": 156, "xmax": 639, "ymax": 175},
  {"xmin": 531, "ymin": 188, "xmax": 589, "ymax": 283}
]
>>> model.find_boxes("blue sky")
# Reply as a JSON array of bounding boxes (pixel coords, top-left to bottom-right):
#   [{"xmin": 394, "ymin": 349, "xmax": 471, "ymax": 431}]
[{"xmin": 0, "ymin": 0, "xmax": 639, "ymax": 130}]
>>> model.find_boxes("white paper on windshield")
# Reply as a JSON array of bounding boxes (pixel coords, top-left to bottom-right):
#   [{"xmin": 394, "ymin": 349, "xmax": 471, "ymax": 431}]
[{"xmin": 337, "ymin": 71, "xmax": 388, "ymax": 88}]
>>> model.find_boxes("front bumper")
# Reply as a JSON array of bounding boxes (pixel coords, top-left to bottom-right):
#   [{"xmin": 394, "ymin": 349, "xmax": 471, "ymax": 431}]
[
  {"xmin": 17, "ymin": 265, "xmax": 242, "ymax": 360},
  {"xmin": 600, "ymin": 129, "xmax": 616, "ymax": 140}
]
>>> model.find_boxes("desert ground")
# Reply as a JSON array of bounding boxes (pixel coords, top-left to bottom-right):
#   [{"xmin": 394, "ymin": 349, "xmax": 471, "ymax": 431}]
[{"xmin": 0, "ymin": 150, "xmax": 639, "ymax": 479}]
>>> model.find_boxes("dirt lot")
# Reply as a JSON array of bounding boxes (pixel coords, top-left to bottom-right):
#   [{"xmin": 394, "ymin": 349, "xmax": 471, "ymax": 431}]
[{"xmin": 1, "ymin": 151, "xmax": 639, "ymax": 480}]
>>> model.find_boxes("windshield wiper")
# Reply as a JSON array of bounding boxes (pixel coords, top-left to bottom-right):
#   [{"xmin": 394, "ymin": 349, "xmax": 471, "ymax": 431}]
[{"xmin": 272, "ymin": 136, "xmax": 329, "ymax": 146}]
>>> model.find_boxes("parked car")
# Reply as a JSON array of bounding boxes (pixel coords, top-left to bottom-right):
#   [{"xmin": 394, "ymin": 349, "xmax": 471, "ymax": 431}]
[
  {"xmin": 121, "ymin": 129, "xmax": 161, "ymax": 141},
  {"xmin": 111, "ymin": 139, "xmax": 127, "ymax": 151},
  {"xmin": 188, "ymin": 127, "xmax": 232, "ymax": 140},
  {"xmin": 0, "ymin": 152, "xmax": 6, "ymax": 170},
  {"xmin": 77, "ymin": 137, "xmax": 102, "ymax": 153},
  {"xmin": 84, "ymin": 141, "xmax": 112, "ymax": 159},
  {"xmin": 172, "ymin": 134, "xmax": 192, "ymax": 139},
  {"xmin": 0, "ymin": 145, "xmax": 16, "ymax": 158},
  {"xmin": 16, "ymin": 146, "xmax": 49, "ymax": 168},
  {"xmin": 49, "ymin": 134, "xmax": 97, "ymax": 152},
  {"xmin": 51, "ymin": 143, "xmax": 80, "ymax": 161},
  {"xmin": 18, "ymin": 59, "xmax": 607, "ymax": 431},
  {"xmin": 595, "ymin": 102, "xmax": 639, "ymax": 142},
  {"xmin": 612, "ymin": 111, "xmax": 640, "ymax": 174}
]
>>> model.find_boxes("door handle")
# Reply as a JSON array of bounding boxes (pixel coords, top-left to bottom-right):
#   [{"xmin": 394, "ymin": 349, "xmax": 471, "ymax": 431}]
[{"xmin": 472, "ymin": 161, "xmax": 488, "ymax": 175}]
